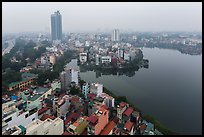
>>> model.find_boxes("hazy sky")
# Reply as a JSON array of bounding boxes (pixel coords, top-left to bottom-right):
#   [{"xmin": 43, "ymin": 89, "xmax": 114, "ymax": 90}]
[{"xmin": 2, "ymin": 2, "xmax": 202, "ymax": 33}]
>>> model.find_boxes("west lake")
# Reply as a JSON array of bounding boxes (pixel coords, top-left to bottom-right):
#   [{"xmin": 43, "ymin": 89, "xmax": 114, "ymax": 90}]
[{"xmin": 79, "ymin": 47, "xmax": 202, "ymax": 135}]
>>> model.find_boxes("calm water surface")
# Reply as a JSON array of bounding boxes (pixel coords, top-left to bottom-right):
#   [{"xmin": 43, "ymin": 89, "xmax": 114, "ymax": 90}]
[{"xmin": 79, "ymin": 47, "xmax": 202, "ymax": 135}]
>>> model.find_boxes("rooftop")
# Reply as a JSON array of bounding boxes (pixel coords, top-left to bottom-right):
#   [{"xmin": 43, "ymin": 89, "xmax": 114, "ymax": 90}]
[
  {"xmin": 25, "ymin": 119, "xmax": 43, "ymax": 133},
  {"xmin": 124, "ymin": 120, "xmax": 133, "ymax": 132},
  {"xmin": 123, "ymin": 107, "xmax": 133, "ymax": 117},
  {"xmin": 100, "ymin": 120, "xmax": 116, "ymax": 135}
]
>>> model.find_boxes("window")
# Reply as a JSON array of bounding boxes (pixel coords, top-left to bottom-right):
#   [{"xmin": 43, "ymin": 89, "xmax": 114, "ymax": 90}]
[
  {"xmin": 5, "ymin": 117, "xmax": 12, "ymax": 123},
  {"xmin": 25, "ymin": 113, "xmax": 29, "ymax": 118}
]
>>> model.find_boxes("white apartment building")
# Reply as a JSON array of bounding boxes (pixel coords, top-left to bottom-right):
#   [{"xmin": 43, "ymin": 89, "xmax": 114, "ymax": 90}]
[
  {"xmin": 2, "ymin": 101, "xmax": 38, "ymax": 132},
  {"xmin": 26, "ymin": 118, "xmax": 64, "ymax": 135},
  {"xmin": 100, "ymin": 93, "xmax": 115, "ymax": 108},
  {"xmin": 90, "ymin": 83, "xmax": 103, "ymax": 97}
]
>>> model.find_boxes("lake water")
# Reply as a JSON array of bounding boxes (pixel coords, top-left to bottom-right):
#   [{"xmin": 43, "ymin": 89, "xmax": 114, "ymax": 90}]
[{"xmin": 79, "ymin": 47, "xmax": 202, "ymax": 135}]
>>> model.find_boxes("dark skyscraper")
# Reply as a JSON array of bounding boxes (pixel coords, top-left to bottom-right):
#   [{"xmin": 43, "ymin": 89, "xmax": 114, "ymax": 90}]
[{"xmin": 51, "ymin": 10, "xmax": 62, "ymax": 41}]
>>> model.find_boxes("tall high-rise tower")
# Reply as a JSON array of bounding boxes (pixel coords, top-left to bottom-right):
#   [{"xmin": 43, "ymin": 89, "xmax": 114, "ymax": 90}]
[
  {"xmin": 111, "ymin": 29, "xmax": 119, "ymax": 42},
  {"xmin": 51, "ymin": 10, "xmax": 62, "ymax": 41}
]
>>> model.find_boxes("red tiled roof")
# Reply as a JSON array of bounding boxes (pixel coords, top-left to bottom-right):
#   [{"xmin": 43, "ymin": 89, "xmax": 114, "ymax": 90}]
[
  {"xmin": 62, "ymin": 131, "xmax": 73, "ymax": 135},
  {"xmin": 123, "ymin": 107, "xmax": 133, "ymax": 117},
  {"xmin": 100, "ymin": 120, "xmax": 116, "ymax": 135},
  {"xmin": 119, "ymin": 102, "xmax": 127, "ymax": 108},
  {"xmin": 124, "ymin": 120, "xmax": 133, "ymax": 132},
  {"xmin": 88, "ymin": 115, "xmax": 98, "ymax": 124},
  {"xmin": 40, "ymin": 114, "xmax": 56, "ymax": 121},
  {"xmin": 38, "ymin": 107, "xmax": 50, "ymax": 115}
]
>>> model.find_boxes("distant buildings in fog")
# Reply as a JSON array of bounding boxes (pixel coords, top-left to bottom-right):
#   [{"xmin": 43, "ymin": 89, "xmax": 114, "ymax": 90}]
[
  {"xmin": 51, "ymin": 11, "xmax": 62, "ymax": 41},
  {"xmin": 112, "ymin": 29, "xmax": 119, "ymax": 42}
]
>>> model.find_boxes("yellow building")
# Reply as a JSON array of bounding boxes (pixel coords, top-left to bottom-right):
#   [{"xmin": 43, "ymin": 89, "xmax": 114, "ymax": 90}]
[
  {"xmin": 8, "ymin": 73, "xmax": 37, "ymax": 91},
  {"xmin": 67, "ymin": 116, "xmax": 88, "ymax": 135}
]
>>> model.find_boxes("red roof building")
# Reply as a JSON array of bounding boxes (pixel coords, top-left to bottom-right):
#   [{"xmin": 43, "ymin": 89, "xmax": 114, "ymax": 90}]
[
  {"xmin": 124, "ymin": 120, "xmax": 134, "ymax": 132},
  {"xmin": 87, "ymin": 105, "xmax": 109, "ymax": 135},
  {"xmin": 123, "ymin": 107, "xmax": 133, "ymax": 117},
  {"xmin": 100, "ymin": 120, "xmax": 116, "ymax": 135}
]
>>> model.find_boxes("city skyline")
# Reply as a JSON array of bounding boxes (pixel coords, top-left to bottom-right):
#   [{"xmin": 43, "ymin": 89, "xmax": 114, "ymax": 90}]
[{"xmin": 2, "ymin": 2, "xmax": 202, "ymax": 34}]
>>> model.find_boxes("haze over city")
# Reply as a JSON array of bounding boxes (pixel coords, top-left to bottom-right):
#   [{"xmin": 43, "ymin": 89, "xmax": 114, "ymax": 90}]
[{"xmin": 2, "ymin": 2, "xmax": 202, "ymax": 34}]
